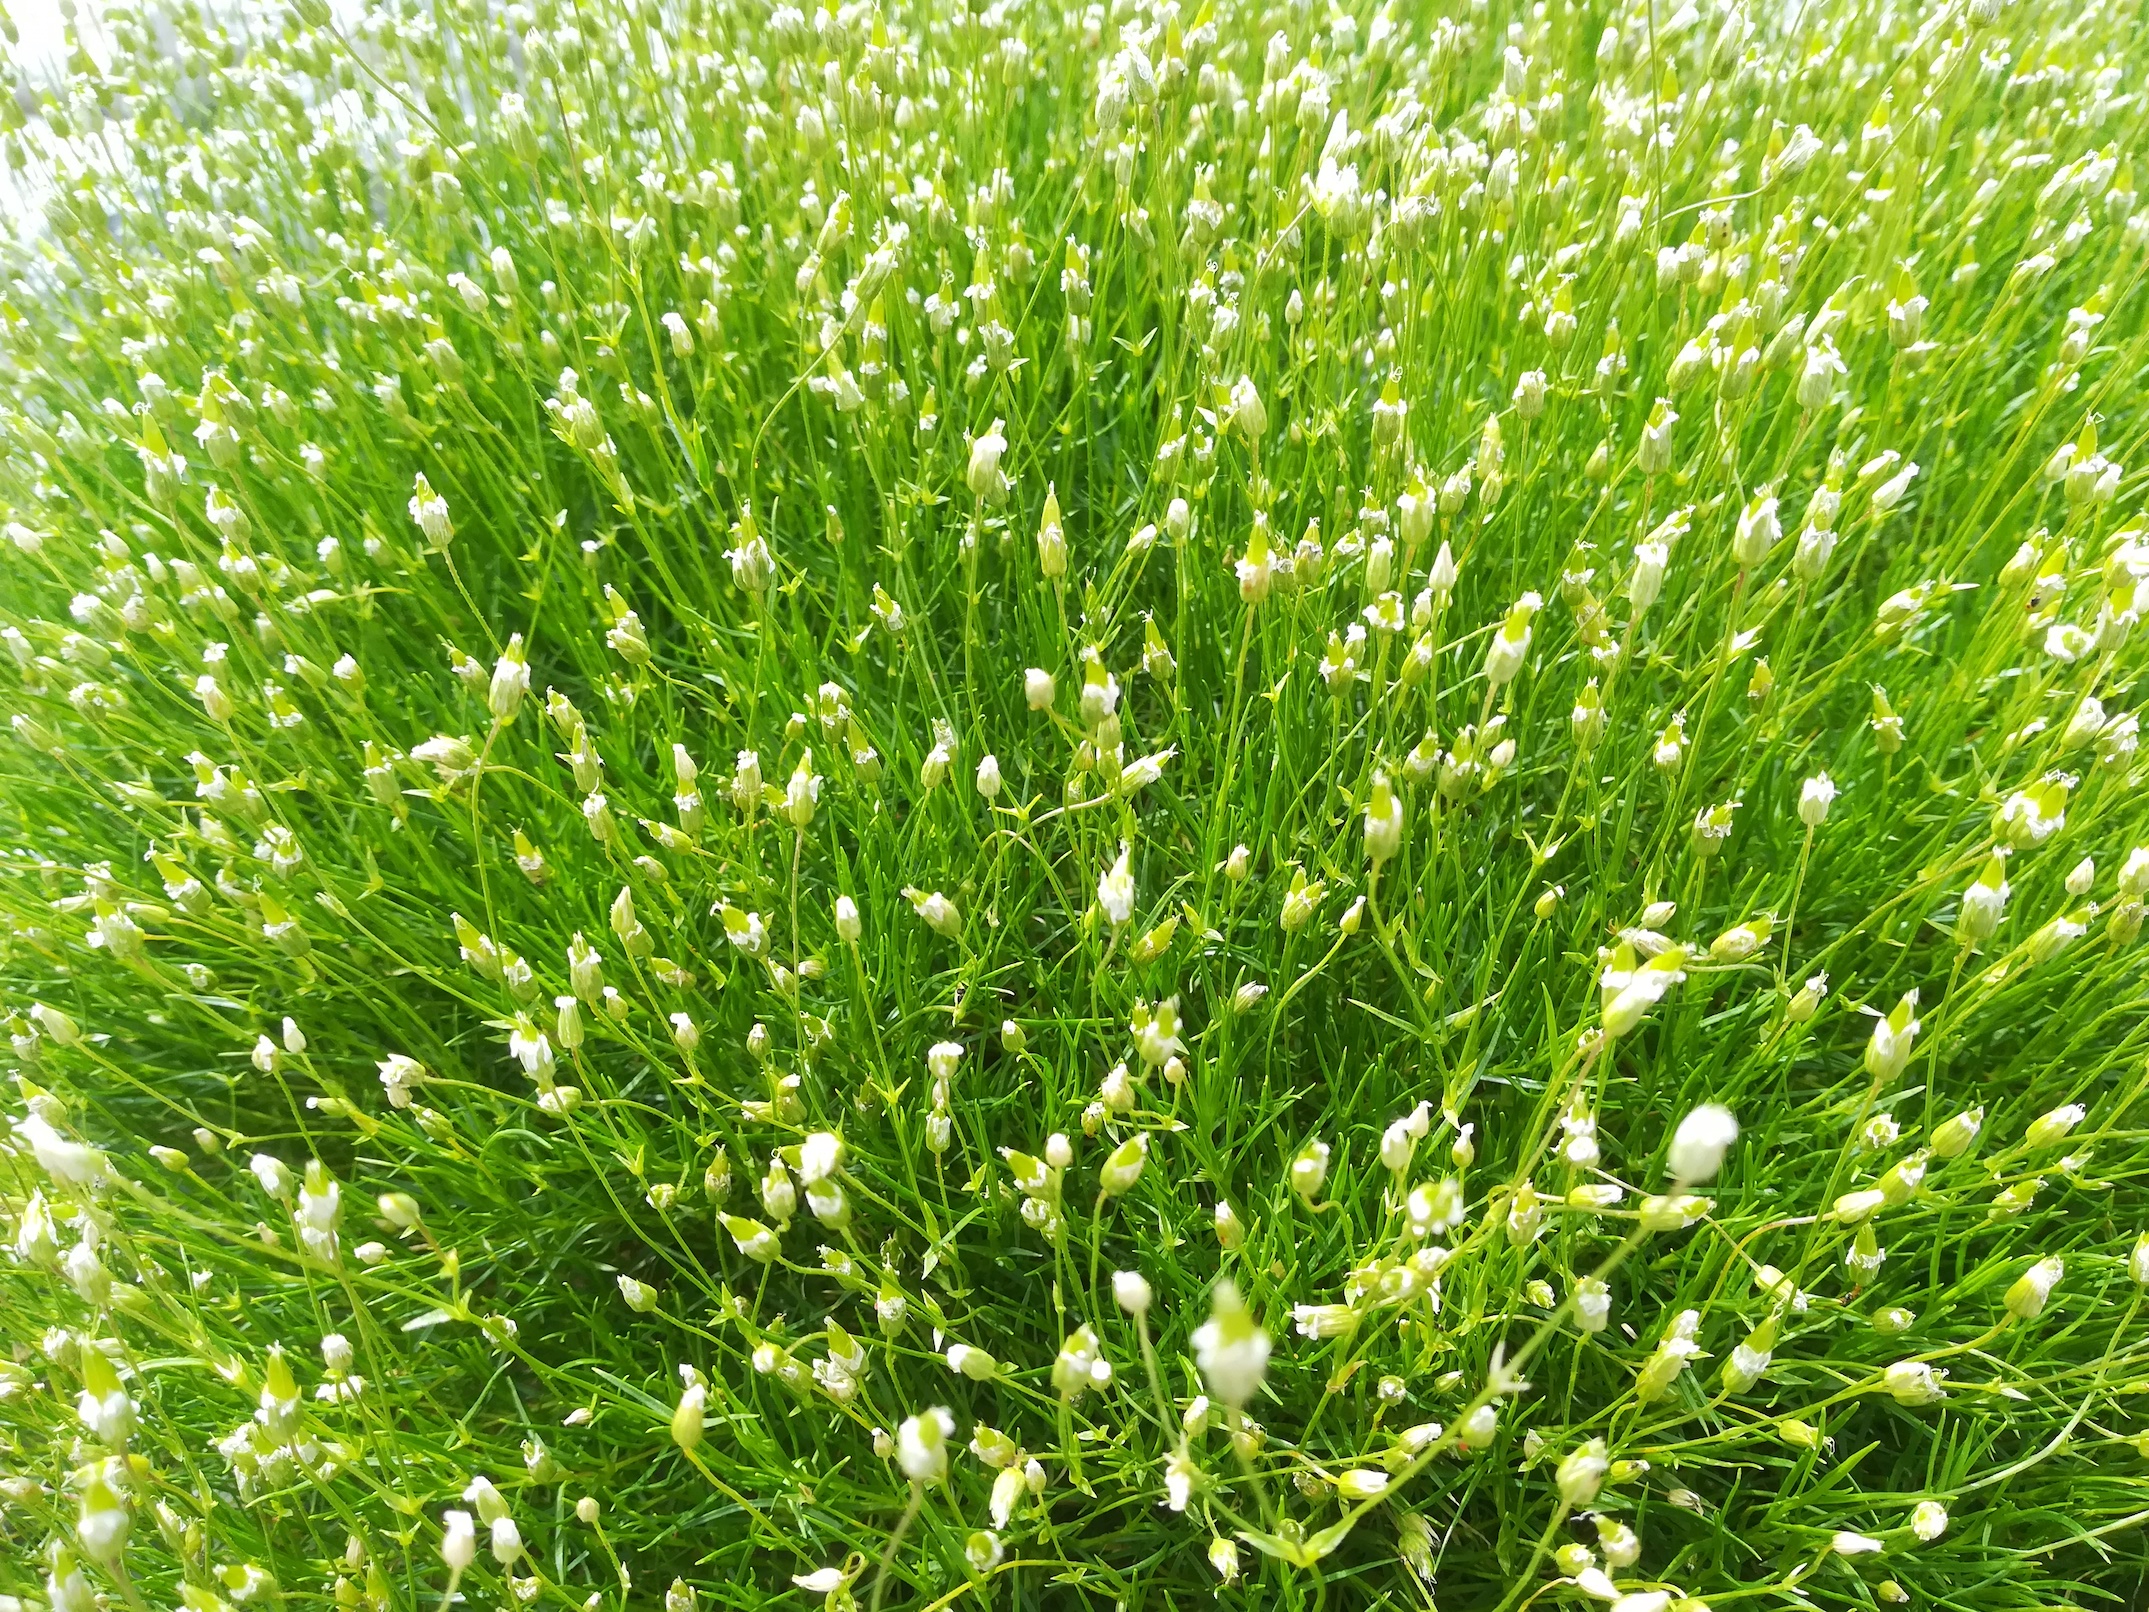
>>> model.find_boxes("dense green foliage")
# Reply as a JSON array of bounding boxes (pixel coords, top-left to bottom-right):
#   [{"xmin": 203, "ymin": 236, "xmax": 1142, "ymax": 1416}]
[{"xmin": 1, "ymin": 0, "xmax": 2148, "ymax": 1608}]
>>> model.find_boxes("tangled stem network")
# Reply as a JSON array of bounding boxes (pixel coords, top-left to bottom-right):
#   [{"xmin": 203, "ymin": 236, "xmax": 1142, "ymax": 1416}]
[{"xmin": 1, "ymin": 0, "xmax": 2148, "ymax": 1607}]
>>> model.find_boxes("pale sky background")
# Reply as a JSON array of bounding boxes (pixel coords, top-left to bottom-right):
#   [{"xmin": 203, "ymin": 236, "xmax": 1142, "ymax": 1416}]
[
  {"xmin": 5, "ymin": 0, "xmax": 97, "ymax": 78},
  {"xmin": 0, "ymin": 2, "xmax": 77, "ymax": 230},
  {"xmin": 3, "ymin": 0, "xmax": 374, "ymax": 79},
  {"xmin": 0, "ymin": 0, "xmax": 400, "ymax": 235}
]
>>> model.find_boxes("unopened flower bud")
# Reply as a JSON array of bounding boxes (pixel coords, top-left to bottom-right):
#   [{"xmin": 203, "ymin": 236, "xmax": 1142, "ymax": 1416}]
[
  {"xmin": 2024, "ymin": 1103, "xmax": 2085, "ymax": 1150},
  {"xmin": 1932, "ymin": 1106, "xmax": 1983, "ymax": 1158},
  {"xmin": 1099, "ymin": 1133, "xmax": 1148, "ymax": 1195},
  {"xmin": 2003, "ymin": 1255, "xmax": 2064, "ymax": 1320},
  {"xmin": 1214, "ymin": 1198, "xmax": 1245, "ymax": 1249},
  {"xmin": 671, "ymin": 1383, "xmax": 705, "ymax": 1449},
  {"xmin": 1557, "ymin": 1438, "xmax": 1609, "ymax": 1505}
]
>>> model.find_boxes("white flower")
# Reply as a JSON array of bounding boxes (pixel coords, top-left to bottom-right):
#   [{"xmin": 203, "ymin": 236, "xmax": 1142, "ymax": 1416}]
[
  {"xmin": 896, "ymin": 1406, "xmax": 955, "ymax": 1483},
  {"xmin": 1734, "ymin": 490, "xmax": 1781, "ymax": 565},
  {"xmin": 1910, "ymin": 1500, "xmax": 1948, "ymax": 1541},
  {"xmin": 27, "ymin": 1001, "xmax": 81, "ymax": 1047},
  {"xmin": 1636, "ymin": 1308, "xmax": 1703, "ymax": 1401},
  {"xmin": 1408, "ymin": 1177, "xmax": 1466, "ymax": 1238},
  {"xmin": 1120, "ymin": 747, "xmax": 1175, "ymax": 795},
  {"xmin": 905, "ymin": 888, "xmax": 961, "ymax": 938},
  {"xmin": 16, "ymin": 1115, "xmax": 106, "ymax": 1187},
  {"xmin": 1099, "ymin": 1134, "xmax": 1148, "ymax": 1195},
  {"xmin": 1292, "ymin": 1303, "xmax": 1360, "ymax": 1339},
  {"xmin": 1933, "ymin": 1106, "xmax": 1983, "ymax": 1159},
  {"xmin": 408, "ymin": 472, "xmax": 453, "ymax": 548},
  {"xmin": 727, "ymin": 531, "xmax": 773, "ymax": 592},
  {"xmin": 784, "ymin": 751, "xmax": 821, "ymax": 827},
  {"xmin": 723, "ymin": 1215, "xmax": 780, "ymax": 1263},
  {"xmin": 946, "ymin": 1343, "xmax": 997, "ymax": 1380},
  {"xmin": 1865, "ymin": 991, "xmax": 1921, "ymax": 1080},
  {"xmin": 1483, "ymin": 592, "xmax": 1541, "ymax": 686},
  {"xmin": 1722, "ymin": 1329, "xmax": 1774, "ymax": 1393},
  {"xmin": 1798, "ymin": 337, "xmax": 1846, "ymax": 408},
  {"xmin": 1600, "ymin": 945, "xmax": 1687, "ymax": 1037},
  {"xmin": 1638, "ymin": 1192, "xmax": 1712, "ymax": 1230},
  {"xmin": 1236, "ymin": 524, "xmax": 1274, "ymax": 602},
  {"xmin": 1208, "ymin": 1537, "xmax": 1240, "ymax": 1583},
  {"xmin": 1290, "ymin": 1138, "xmax": 1331, "ymax": 1202},
  {"xmin": 964, "ymin": 1529, "xmax": 1003, "ymax": 1575},
  {"xmin": 990, "ymin": 1464, "xmax": 1027, "ymax": 1527},
  {"xmin": 1429, "ymin": 540, "xmax": 1459, "ymax": 597},
  {"xmin": 1382, "ymin": 1101, "xmax": 1432, "ymax": 1173},
  {"xmin": 440, "ymin": 1510, "xmax": 477, "ymax": 1574},
  {"xmin": 194, "ymin": 673, "xmax": 234, "ymax": 721},
  {"xmin": 249, "ymin": 1153, "xmax": 293, "ymax": 1198},
  {"xmin": 719, "ymin": 905, "xmax": 766, "ymax": 955},
  {"xmin": 1364, "ymin": 770, "xmax": 1404, "ymax": 864},
  {"xmin": 1051, "ymin": 1323, "xmax": 1111, "ymax": 1400},
  {"xmin": 1960, "ymin": 856, "xmax": 2009, "ymax": 943},
  {"xmin": 1191, "ymin": 1280, "xmax": 1270, "ymax": 1407},
  {"xmin": 966, "ymin": 418, "xmax": 1010, "ymax": 503},
  {"xmin": 73, "ymin": 1344, "xmax": 134, "ymax": 1445},
  {"xmin": 1334, "ymin": 1469, "xmax": 1389, "ymax": 1500},
  {"xmin": 73, "ymin": 1475, "xmax": 129, "ymax": 1565},
  {"xmin": 1557, "ymin": 1438, "xmax": 1609, "ymax": 1505},
  {"xmin": 1668, "ymin": 1104, "xmax": 1739, "ymax": 1182},
  {"xmin": 1575, "ymin": 1567, "xmax": 1620, "ymax": 1601},
  {"xmin": 1458, "ymin": 1402, "xmax": 1498, "ymax": 1447},
  {"xmin": 489, "ymin": 634, "xmax": 530, "ymax": 722},
  {"xmin": 1871, "ymin": 459, "xmax": 1920, "ymax": 511},
  {"xmin": 798, "ymin": 1131, "xmax": 844, "ymax": 1186},
  {"xmin": 1099, "ymin": 840, "xmax": 1135, "ymax": 926},
  {"xmin": 671, "ymin": 1383, "xmax": 705, "ymax": 1448},
  {"xmin": 1280, "ymin": 868, "xmax": 1324, "ymax": 931},
  {"xmin": 1882, "ymin": 1359, "xmax": 1947, "ymax": 1405},
  {"xmin": 1162, "ymin": 1449, "xmax": 1198, "ymax": 1511},
  {"xmin": 2121, "ymin": 846, "xmax": 2149, "ymax": 902}
]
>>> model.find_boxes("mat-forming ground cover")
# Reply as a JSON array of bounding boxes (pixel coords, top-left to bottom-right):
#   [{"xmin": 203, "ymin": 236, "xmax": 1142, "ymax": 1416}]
[{"xmin": 0, "ymin": 0, "xmax": 2147, "ymax": 1607}]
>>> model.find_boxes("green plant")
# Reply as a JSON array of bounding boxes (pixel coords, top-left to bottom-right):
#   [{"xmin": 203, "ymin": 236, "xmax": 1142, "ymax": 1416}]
[{"xmin": 1, "ymin": 0, "xmax": 2147, "ymax": 1608}]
